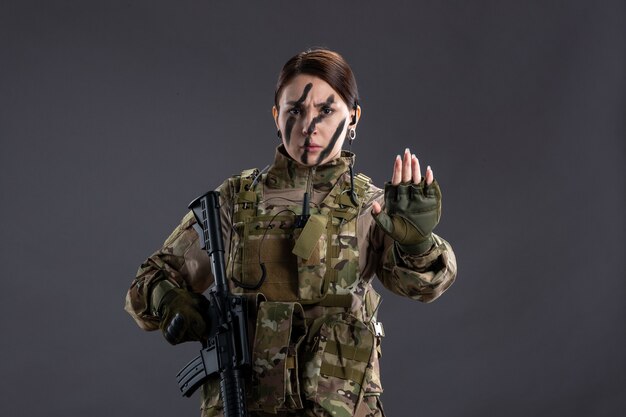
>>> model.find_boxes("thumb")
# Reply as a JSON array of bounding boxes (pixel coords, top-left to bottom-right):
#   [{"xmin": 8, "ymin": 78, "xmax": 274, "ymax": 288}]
[
  {"xmin": 373, "ymin": 210, "xmax": 395, "ymax": 236},
  {"xmin": 371, "ymin": 200, "xmax": 382, "ymax": 214}
]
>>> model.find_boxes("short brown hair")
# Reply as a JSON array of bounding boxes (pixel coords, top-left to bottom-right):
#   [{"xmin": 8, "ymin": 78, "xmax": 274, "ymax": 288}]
[{"xmin": 274, "ymin": 48, "xmax": 359, "ymax": 110}]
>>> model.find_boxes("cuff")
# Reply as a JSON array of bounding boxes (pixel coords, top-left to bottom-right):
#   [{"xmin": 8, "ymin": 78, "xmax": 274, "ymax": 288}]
[
  {"xmin": 393, "ymin": 235, "xmax": 445, "ymax": 270},
  {"xmin": 397, "ymin": 235, "xmax": 435, "ymax": 255}
]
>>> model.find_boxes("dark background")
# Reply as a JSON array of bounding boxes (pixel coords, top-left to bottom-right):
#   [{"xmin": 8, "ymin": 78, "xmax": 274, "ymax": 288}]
[{"xmin": 1, "ymin": 1, "xmax": 624, "ymax": 416}]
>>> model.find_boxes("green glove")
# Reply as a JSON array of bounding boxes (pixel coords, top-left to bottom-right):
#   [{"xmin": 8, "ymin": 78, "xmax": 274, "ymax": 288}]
[
  {"xmin": 152, "ymin": 280, "xmax": 208, "ymax": 345},
  {"xmin": 373, "ymin": 179, "xmax": 442, "ymax": 255}
]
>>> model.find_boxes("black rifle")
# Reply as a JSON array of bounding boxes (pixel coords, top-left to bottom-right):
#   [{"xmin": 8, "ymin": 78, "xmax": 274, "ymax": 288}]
[{"xmin": 176, "ymin": 191, "xmax": 250, "ymax": 417}]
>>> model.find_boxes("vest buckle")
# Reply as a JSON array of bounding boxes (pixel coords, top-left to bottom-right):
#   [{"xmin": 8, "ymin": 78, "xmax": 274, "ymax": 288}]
[{"xmin": 373, "ymin": 321, "xmax": 385, "ymax": 337}]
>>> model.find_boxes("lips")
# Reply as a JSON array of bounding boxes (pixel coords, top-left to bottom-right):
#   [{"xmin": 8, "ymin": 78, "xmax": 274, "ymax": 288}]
[{"xmin": 302, "ymin": 143, "xmax": 322, "ymax": 151}]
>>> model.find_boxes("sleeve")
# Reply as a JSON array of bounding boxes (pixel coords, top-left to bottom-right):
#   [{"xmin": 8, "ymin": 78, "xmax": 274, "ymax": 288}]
[
  {"xmin": 124, "ymin": 179, "xmax": 234, "ymax": 330},
  {"xmin": 367, "ymin": 190, "xmax": 458, "ymax": 303}
]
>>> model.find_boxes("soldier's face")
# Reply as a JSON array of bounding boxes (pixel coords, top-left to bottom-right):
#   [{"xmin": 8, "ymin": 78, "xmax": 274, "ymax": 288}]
[{"xmin": 273, "ymin": 74, "xmax": 353, "ymax": 167}]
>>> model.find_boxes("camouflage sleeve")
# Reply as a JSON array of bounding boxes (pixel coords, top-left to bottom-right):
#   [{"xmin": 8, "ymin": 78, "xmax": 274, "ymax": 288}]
[
  {"xmin": 124, "ymin": 179, "xmax": 234, "ymax": 330},
  {"xmin": 367, "ymin": 190, "xmax": 458, "ymax": 303}
]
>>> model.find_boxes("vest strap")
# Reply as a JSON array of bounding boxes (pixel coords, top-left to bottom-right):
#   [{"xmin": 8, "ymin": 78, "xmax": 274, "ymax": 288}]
[
  {"xmin": 324, "ymin": 340, "xmax": 372, "ymax": 363},
  {"xmin": 320, "ymin": 363, "xmax": 366, "ymax": 386},
  {"xmin": 315, "ymin": 293, "xmax": 353, "ymax": 308}
]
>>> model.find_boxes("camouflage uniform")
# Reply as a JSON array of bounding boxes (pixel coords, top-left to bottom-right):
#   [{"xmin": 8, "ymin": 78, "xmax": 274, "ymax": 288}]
[{"xmin": 125, "ymin": 146, "xmax": 457, "ymax": 417}]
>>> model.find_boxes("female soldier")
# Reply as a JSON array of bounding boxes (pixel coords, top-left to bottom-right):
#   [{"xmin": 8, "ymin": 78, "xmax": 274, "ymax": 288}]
[{"xmin": 125, "ymin": 48, "xmax": 457, "ymax": 417}]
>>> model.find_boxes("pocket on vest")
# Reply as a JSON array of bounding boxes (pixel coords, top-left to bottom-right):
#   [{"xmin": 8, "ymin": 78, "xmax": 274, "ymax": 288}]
[
  {"xmin": 302, "ymin": 314, "xmax": 376, "ymax": 415},
  {"xmin": 249, "ymin": 301, "xmax": 307, "ymax": 412},
  {"xmin": 293, "ymin": 225, "xmax": 327, "ymax": 301},
  {"xmin": 230, "ymin": 217, "xmax": 300, "ymax": 300}
]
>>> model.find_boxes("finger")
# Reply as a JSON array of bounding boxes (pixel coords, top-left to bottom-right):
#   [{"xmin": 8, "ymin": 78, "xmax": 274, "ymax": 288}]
[
  {"xmin": 426, "ymin": 165, "xmax": 434, "ymax": 185},
  {"xmin": 372, "ymin": 201, "xmax": 382, "ymax": 214},
  {"xmin": 391, "ymin": 155, "xmax": 402, "ymax": 185},
  {"xmin": 402, "ymin": 148, "xmax": 412, "ymax": 183},
  {"xmin": 412, "ymin": 154, "xmax": 422, "ymax": 184}
]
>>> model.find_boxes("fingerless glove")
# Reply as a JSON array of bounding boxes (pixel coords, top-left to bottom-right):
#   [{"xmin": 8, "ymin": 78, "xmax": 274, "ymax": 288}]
[{"xmin": 373, "ymin": 179, "xmax": 442, "ymax": 255}]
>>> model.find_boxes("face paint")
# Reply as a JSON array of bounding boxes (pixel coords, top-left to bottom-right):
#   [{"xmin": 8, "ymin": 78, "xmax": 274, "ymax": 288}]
[
  {"xmin": 292, "ymin": 83, "xmax": 313, "ymax": 105},
  {"xmin": 315, "ymin": 118, "xmax": 346, "ymax": 165},
  {"xmin": 298, "ymin": 95, "xmax": 335, "ymax": 165},
  {"xmin": 300, "ymin": 147, "xmax": 309, "ymax": 164},
  {"xmin": 284, "ymin": 83, "xmax": 313, "ymax": 145},
  {"xmin": 284, "ymin": 116, "xmax": 295, "ymax": 146},
  {"xmin": 305, "ymin": 95, "xmax": 334, "ymax": 135}
]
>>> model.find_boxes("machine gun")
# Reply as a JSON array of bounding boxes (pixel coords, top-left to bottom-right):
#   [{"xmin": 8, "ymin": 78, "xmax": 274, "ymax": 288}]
[{"xmin": 176, "ymin": 191, "xmax": 250, "ymax": 417}]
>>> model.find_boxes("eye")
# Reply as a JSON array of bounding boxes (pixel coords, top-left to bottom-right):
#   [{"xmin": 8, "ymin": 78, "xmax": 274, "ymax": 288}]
[
  {"xmin": 321, "ymin": 106, "xmax": 333, "ymax": 115},
  {"xmin": 288, "ymin": 107, "xmax": 301, "ymax": 116}
]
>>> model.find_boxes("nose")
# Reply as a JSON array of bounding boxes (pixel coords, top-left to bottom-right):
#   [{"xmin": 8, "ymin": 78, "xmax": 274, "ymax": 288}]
[{"xmin": 301, "ymin": 113, "xmax": 317, "ymax": 136}]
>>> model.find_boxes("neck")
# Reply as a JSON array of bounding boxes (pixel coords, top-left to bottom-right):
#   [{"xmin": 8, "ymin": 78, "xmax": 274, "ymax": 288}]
[{"xmin": 265, "ymin": 145, "xmax": 355, "ymax": 190}]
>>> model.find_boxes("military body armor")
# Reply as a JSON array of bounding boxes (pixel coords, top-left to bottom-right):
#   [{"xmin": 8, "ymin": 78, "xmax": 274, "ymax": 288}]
[{"xmin": 201, "ymin": 166, "xmax": 385, "ymax": 416}]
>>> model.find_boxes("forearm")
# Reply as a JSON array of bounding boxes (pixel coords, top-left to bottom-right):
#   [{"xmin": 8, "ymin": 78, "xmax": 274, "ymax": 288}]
[{"xmin": 124, "ymin": 211, "xmax": 206, "ymax": 330}]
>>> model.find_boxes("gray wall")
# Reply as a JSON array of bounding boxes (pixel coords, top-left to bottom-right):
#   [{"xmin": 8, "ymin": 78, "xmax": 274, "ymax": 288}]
[{"xmin": 1, "ymin": 1, "xmax": 624, "ymax": 416}]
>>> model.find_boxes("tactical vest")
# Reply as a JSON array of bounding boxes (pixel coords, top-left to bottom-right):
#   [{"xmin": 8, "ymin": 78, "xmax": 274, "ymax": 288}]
[{"xmin": 201, "ymin": 168, "xmax": 384, "ymax": 416}]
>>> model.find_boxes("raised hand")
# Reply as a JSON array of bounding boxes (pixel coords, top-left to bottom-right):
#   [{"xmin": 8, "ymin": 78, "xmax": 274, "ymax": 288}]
[
  {"xmin": 372, "ymin": 148, "xmax": 433, "ymax": 214},
  {"xmin": 371, "ymin": 148, "xmax": 442, "ymax": 255}
]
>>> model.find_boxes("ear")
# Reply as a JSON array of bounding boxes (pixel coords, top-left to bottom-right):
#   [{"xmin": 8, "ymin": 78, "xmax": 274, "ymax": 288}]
[
  {"xmin": 350, "ymin": 105, "xmax": 362, "ymax": 127},
  {"xmin": 272, "ymin": 106, "xmax": 280, "ymax": 130}
]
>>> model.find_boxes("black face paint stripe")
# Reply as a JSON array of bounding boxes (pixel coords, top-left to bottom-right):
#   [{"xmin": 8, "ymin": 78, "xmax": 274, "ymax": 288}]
[
  {"xmin": 284, "ymin": 83, "xmax": 313, "ymax": 146},
  {"xmin": 320, "ymin": 94, "xmax": 335, "ymax": 108},
  {"xmin": 306, "ymin": 114, "xmax": 325, "ymax": 135},
  {"xmin": 290, "ymin": 83, "xmax": 313, "ymax": 106},
  {"xmin": 300, "ymin": 95, "xmax": 335, "ymax": 164},
  {"xmin": 314, "ymin": 95, "xmax": 336, "ymax": 108},
  {"xmin": 305, "ymin": 95, "xmax": 334, "ymax": 135},
  {"xmin": 300, "ymin": 135, "xmax": 310, "ymax": 164},
  {"xmin": 284, "ymin": 116, "xmax": 295, "ymax": 146},
  {"xmin": 316, "ymin": 118, "xmax": 346, "ymax": 165}
]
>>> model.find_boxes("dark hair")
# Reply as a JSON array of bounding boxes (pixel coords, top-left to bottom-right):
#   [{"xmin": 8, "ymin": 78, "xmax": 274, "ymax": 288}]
[{"xmin": 274, "ymin": 48, "xmax": 359, "ymax": 110}]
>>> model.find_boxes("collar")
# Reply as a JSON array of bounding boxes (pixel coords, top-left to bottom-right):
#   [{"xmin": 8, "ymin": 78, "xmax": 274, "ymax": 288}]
[{"xmin": 265, "ymin": 145, "xmax": 355, "ymax": 191}]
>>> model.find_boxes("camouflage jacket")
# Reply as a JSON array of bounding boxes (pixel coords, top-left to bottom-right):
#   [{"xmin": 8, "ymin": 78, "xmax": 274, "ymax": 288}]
[{"xmin": 125, "ymin": 146, "xmax": 457, "ymax": 416}]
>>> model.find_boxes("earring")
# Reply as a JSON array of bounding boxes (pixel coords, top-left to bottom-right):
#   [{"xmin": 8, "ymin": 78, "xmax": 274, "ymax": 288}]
[
  {"xmin": 348, "ymin": 128, "xmax": 356, "ymax": 141},
  {"xmin": 277, "ymin": 130, "xmax": 282, "ymax": 140}
]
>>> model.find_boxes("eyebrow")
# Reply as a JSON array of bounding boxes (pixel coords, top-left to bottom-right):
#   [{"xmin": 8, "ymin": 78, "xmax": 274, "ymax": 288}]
[
  {"xmin": 287, "ymin": 94, "xmax": 335, "ymax": 107},
  {"xmin": 315, "ymin": 95, "xmax": 335, "ymax": 107}
]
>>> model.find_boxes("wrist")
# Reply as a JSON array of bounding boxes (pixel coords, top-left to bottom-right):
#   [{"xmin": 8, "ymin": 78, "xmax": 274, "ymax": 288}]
[
  {"xmin": 397, "ymin": 234, "xmax": 435, "ymax": 255},
  {"xmin": 150, "ymin": 279, "xmax": 178, "ymax": 317}
]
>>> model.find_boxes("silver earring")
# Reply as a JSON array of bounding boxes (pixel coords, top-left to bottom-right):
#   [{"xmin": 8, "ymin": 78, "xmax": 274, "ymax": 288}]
[{"xmin": 348, "ymin": 128, "xmax": 356, "ymax": 141}]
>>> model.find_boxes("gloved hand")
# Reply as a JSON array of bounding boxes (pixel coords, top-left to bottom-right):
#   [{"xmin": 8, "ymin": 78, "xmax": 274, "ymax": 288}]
[
  {"xmin": 373, "ymin": 179, "xmax": 442, "ymax": 255},
  {"xmin": 153, "ymin": 281, "xmax": 208, "ymax": 345}
]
